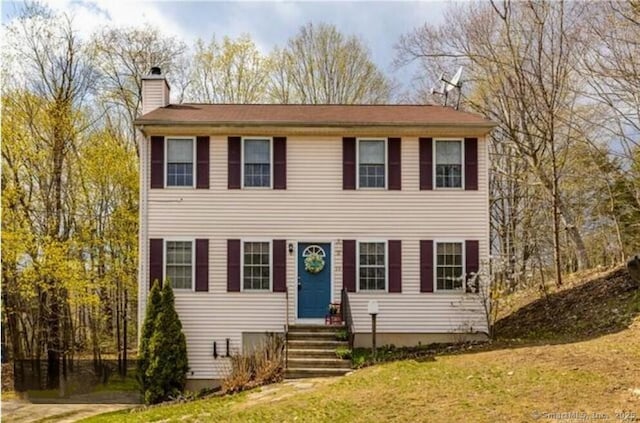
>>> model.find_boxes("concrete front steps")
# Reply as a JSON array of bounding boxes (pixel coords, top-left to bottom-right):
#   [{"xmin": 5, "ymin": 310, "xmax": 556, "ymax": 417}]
[{"xmin": 285, "ymin": 324, "xmax": 351, "ymax": 379}]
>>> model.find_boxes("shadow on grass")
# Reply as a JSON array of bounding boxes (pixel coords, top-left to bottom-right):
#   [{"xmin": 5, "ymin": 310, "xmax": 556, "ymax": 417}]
[
  {"xmin": 493, "ymin": 267, "xmax": 639, "ymax": 343},
  {"xmin": 352, "ymin": 268, "xmax": 640, "ymax": 367}
]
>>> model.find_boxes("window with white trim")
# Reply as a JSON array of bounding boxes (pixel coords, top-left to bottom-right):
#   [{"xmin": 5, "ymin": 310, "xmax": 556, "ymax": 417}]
[
  {"xmin": 436, "ymin": 242, "xmax": 464, "ymax": 291},
  {"xmin": 435, "ymin": 140, "xmax": 462, "ymax": 188},
  {"xmin": 243, "ymin": 138, "xmax": 271, "ymax": 187},
  {"xmin": 358, "ymin": 139, "xmax": 385, "ymax": 188},
  {"xmin": 243, "ymin": 242, "xmax": 270, "ymax": 290},
  {"xmin": 165, "ymin": 241, "xmax": 193, "ymax": 289},
  {"xmin": 166, "ymin": 138, "xmax": 194, "ymax": 187},
  {"xmin": 358, "ymin": 242, "xmax": 386, "ymax": 290}
]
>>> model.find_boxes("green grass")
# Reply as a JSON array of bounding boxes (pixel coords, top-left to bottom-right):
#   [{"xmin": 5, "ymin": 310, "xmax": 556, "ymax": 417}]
[
  {"xmin": 81, "ymin": 321, "xmax": 640, "ymax": 423},
  {"xmin": 91, "ymin": 372, "xmax": 139, "ymax": 393}
]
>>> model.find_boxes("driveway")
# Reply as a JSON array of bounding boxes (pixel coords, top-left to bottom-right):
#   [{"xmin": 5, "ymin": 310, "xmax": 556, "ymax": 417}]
[{"xmin": 2, "ymin": 392, "xmax": 139, "ymax": 423}]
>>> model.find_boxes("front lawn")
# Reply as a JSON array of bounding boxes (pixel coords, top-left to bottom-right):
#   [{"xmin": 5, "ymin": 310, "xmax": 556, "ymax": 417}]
[{"xmin": 82, "ymin": 318, "xmax": 640, "ymax": 423}]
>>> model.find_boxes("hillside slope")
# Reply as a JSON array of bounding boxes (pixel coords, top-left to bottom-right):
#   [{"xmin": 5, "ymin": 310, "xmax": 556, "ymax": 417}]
[{"xmin": 495, "ymin": 267, "xmax": 640, "ymax": 341}]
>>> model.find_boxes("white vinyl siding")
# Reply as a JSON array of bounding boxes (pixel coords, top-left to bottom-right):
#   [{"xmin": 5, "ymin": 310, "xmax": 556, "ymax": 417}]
[{"xmin": 140, "ymin": 134, "xmax": 489, "ymax": 380}]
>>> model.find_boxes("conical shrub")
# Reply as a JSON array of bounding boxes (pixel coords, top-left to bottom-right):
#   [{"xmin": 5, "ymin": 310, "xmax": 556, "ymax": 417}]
[
  {"xmin": 137, "ymin": 279, "xmax": 162, "ymax": 394},
  {"xmin": 144, "ymin": 281, "xmax": 189, "ymax": 404}
]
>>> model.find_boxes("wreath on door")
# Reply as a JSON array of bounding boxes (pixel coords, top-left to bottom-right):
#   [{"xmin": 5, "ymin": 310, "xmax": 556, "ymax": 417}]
[{"xmin": 303, "ymin": 245, "xmax": 326, "ymax": 274}]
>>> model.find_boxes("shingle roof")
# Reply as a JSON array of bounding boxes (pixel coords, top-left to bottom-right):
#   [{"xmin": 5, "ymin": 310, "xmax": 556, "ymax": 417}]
[{"xmin": 135, "ymin": 104, "xmax": 495, "ymax": 128}]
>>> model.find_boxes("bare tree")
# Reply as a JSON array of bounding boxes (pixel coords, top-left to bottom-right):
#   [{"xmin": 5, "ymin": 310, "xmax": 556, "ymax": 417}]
[
  {"xmin": 577, "ymin": 1, "xmax": 640, "ymax": 214},
  {"xmin": 90, "ymin": 26, "xmax": 187, "ymax": 154},
  {"xmin": 184, "ymin": 34, "xmax": 270, "ymax": 104},
  {"xmin": 397, "ymin": 1, "xmax": 591, "ymax": 284},
  {"xmin": 271, "ymin": 23, "xmax": 393, "ymax": 104}
]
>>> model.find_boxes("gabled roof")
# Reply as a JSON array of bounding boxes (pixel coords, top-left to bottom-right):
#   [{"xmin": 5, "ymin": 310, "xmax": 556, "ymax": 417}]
[{"xmin": 135, "ymin": 103, "xmax": 496, "ymax": 129}]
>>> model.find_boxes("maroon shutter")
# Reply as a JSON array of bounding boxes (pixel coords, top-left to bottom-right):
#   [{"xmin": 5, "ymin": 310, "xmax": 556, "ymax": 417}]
[
  {"xmin": 343, "ymin": 240, "xmax": 356, "ymax": 292},
  {"xmin": 227, "ymin": 239, "xmax": 241, "ymax": 292},
  {"xmin": 228, "ymin": 136, "xmax": 241, "ymax": 189},
  {"xmin": 465, "ymin": 240, "xmax": 480, "ymax": 293},
  {"xmin": 195, "ymin": 239, "xmax": 209, "ymax": 292},
  {"xmin": 388, "ymin": 240, "xmax": 402, "ymax": 292},
  {"xmin": 196, "ymin": 136, "xmax": 210, "ymax": 189},
  {"xmin": 343, "ymin": 137, "xmax": 356, "ymax": 190},
  {"xmin": 273, "ymin": 137, "xmax": 287, "ymax": 189},
  {"xmin": 465, "ymin": 138, "xmax": 478, "ymax": 191},
  {"xmin": 150, "ymin": 136, "xmax": 164, "ymax": 189},
  {"xmin": 273, "ymin": 240, "xmax": 287, "ymax": 292},
  {"xmin": 149, "ymin": 238, "xmax": 164, "ymax": 290},
  {"xmin": 419, "ymin": 138, "xmax": 433, "ymax": 190},
  {"xmin": 388, "ymin": 138, "xmax": 401, "ymax": 190},
  {"xmin": 420, "ymin": 240, "xmax": 434, "ymax": 292}
]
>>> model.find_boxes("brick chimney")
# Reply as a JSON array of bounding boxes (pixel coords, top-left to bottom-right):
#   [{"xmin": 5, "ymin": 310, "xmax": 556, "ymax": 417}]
[{"xmin": 141, "ymin": 67, "xmax": 170, "ymax": 115}]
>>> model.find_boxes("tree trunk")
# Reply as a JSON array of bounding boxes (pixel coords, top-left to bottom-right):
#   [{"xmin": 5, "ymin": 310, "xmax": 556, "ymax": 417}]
[
  {"xmin": 122, "ymin": 288, "xmax": 128, "ymax": 377},
  {"xmin": 551, "ymin": 140, "xmax": 563, "ymax": 287}
]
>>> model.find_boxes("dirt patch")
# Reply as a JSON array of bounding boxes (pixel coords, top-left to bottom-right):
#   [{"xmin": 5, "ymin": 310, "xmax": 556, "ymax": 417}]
[
  {"xmin": 495, "ymin": 267, "xmax": 640, "ymax": 341},
  {"xmin": 240, "ymin": 377, "xmax": 339, "ymax": 408}
]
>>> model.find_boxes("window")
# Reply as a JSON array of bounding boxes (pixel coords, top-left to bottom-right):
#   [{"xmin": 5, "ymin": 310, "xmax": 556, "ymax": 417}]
[
  {"xmin": 358, "ymin": 242, "xmax": 386, "ymax": 291},
  {"xmin": 243, "ymin": 242, "xmax": 270, "ymax": 290},
  {"xmin": 436, "ymin": 242, "xmax": 464, "ymax": 291},
  {"xmin": 435, "ymin": 140, "xmax": 462, "ymax": 188},
  {"xmin": 166, "ymin": 241, "xmax": 193, "ymax": 289},
  {"xmin": 166, "ymin": 138, "xmax": 194, "ymax": 187},
  {"xmin": 244, "ymin": 138, "xmax": 271, "ymax": 187},
  {"xmin": 358, "ymin": 139, "xmax": 385, "ymax": 188}
]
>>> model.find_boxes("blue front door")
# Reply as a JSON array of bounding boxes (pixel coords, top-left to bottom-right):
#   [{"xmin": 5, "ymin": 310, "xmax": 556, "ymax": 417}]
[{"xmin": 297, "ymin": 243, "xmax": 332, "ymax": 319}]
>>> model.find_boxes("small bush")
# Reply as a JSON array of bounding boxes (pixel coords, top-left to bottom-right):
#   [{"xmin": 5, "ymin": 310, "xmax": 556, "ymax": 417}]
[
  {"xmin": 335, "ymin": 346, "xmax": 352, "ymax": 359},
  {"xmin": 350, "ymin": 342, "xmax": 487, "ymax": 369},
  {"xmin": 335, "ymin": 329, "xmax": 348, "ymax": 341},
  {"xmin": 222, "ymin": 333, "xmax": 284, "ymax": 394}
]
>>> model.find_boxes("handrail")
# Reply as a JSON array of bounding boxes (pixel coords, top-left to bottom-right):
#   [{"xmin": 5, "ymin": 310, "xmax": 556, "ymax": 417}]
[
  {"xmin": 341, "ymin": 288, "xmax": 354, "ymax": 349},
  {"xmin": 284, "ymin": 285, "xmax": 289, "ymax": 369}
]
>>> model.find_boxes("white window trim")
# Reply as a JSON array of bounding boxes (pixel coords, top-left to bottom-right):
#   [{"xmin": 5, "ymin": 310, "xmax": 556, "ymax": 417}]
[
  {"xmin": 164, "ymin": 136, "xmax": 197, "ymax": 189},
  {"xmin": 163, "ymin": 238, "xmax": 196, "ymax": 291},
  {"xmin": 241, "ymin": 136, "xmax": 274, "ymax": 189},
  {"xmin": 240, "ymin": 239, "xmax": 273, "ymax": 292},
  {"xmin": 433, "ymin": 239, "xmax": 466, "ymax": 293},
  {"xmin": 356, "ymin": 138, "xmax": 388, "ymax": 190},
  {"xmin": 356, "ymin": 240, "xmax": 389, "ymax": 293},
  {"xmin": 433, "ymin": 138, "xmax": 465, "ymax": 190}
]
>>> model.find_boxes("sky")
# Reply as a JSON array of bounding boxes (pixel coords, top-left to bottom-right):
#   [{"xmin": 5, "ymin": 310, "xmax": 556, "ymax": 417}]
[{"xmin": 1, "ymin": 0, "xmax": 449, "ymax": 92}]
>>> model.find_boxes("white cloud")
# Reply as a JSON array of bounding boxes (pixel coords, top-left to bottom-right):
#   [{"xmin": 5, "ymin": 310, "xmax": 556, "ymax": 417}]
[{"xmin": 3, "ymin": 0, "xmax": 189, "ymax": 40}]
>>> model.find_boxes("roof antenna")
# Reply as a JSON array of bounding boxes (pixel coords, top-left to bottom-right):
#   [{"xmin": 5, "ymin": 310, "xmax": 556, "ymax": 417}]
[{"xmin": 430, "ymin": 66, "xmax": 464, "ymax": 109}]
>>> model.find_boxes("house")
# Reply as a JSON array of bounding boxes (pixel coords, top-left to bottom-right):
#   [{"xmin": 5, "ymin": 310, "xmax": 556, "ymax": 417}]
[{"xmin": 136, "ymin": 68, "xmax": 496, "ymax": 387}]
